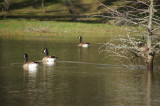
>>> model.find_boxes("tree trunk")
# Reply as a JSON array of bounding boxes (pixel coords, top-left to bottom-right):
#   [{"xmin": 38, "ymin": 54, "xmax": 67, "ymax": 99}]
[
  {"xmin": 4, "ymin": 0, "xmax": 10, "ymax": 10},
  {"xmin": 147, "ymin": 55, "xmax": 154, "ymax": 71},
  {"xmin": 147, "ymin": 0, "xmax": 154, "ymax": 72},
  {"xmin": 3, "ymin": 0, "xmax": 10, "ymax": 18},
  {"xmin": 64, "ymin": 0, "xmax": 77, "ymax": 21},
  {"xmin": 42, "ymin": 0, "xmax": 45, "ymax": 14}
]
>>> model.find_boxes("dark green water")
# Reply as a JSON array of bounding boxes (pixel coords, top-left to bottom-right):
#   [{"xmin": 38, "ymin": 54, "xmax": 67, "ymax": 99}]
[{"xmin": 0, "ymin": 37, "xmax": 160, "ymax": 106}]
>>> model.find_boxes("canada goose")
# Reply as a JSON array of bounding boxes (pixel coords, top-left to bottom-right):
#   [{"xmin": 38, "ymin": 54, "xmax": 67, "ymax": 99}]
[
  {"xmin": 78, "ymin": 36, "xmax": 90, "ymax": 47},
  {"xmin": 42, "ymin": 48, "xmax": 57, "ymax": 62},
  {"xmin": 23, "ymin": 54, "xmax": 39, "ymax": 70}
]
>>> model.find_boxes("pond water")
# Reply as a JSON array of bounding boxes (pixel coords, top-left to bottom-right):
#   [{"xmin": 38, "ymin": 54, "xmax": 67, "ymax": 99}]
[{"xmin": 0, "ymin": 37, "xmax": 160, "ymax": 106}]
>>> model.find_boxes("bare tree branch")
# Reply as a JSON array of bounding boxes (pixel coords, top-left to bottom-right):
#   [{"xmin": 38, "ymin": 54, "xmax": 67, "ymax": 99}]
[{"xmin": 98, "ymin": 0, "xmax": 160, "ymax": 70}]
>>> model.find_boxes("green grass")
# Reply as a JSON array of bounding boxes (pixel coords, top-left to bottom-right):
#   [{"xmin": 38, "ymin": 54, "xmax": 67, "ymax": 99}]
[{"xmin": 0, "ymin": 19, "xmax": 129, "ymax": 39}]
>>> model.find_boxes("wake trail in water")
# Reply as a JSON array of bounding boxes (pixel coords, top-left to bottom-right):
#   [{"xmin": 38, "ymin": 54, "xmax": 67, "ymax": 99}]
[
  {"xmin": 58, "ymin": 60, "xmax": 121, "ymax": 67},
  {"xmin": 57, "ymin": 60, "xmax": 148, "ymax": 70}
]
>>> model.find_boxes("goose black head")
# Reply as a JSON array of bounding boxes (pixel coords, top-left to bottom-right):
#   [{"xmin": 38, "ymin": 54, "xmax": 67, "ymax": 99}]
[
  {"xmin": 42, "ymin": 48, "xmax": 49, "ymax": 56},
  {"xmin": 24, "ymin": 54, "xmax": 28, "ymax": 62},
  {"xmin": 78, "ymin": 36, "xmax": 82, "ymax": 39},
  {"xmin": 24, "ymin": 54, "xmax": 28, "ymax": 59}
]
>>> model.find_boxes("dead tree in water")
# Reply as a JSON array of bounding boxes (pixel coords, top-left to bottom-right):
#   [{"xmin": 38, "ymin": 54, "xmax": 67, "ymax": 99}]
[{"xmin": 99, "ymin": 0, "xmax": 160, "ymax": 71}]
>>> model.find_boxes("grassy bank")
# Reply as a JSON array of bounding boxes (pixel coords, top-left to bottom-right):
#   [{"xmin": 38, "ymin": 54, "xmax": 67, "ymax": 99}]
[{"xmin": 0, "ymin": 19, "xmax": 129, "ymax": 39}]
